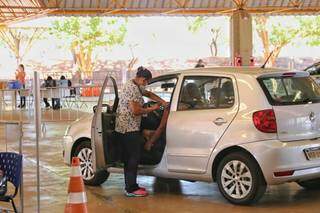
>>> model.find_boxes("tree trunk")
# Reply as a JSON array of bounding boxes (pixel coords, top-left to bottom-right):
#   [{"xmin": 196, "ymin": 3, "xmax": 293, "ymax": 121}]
[
  {"xmin": 0, "ymin": 27, "xmax": 45, "ymax": 66},
  {"xmin": 270, "ymin": 45, "xmax": 285, "ymax": 67},
  {"xmin": 128, "ymin": 58, "xmax": 138, "ymax": 72},
  {"xmin": 255, "ymin": 16, "xmax": 271, "ymax": 61},
  {"xmin": 128, "ymin": 44, "xmax": 138, "ymax": 72},
  {"xmin": 85, "ymin": 49, "xmax": 94, "ymax": 79},
  {"xmin": 73, "ymin": 44, "xmax": 94, "ymax": 79},
  {"xmin": 210, "ymin": 40, "xmax": 218, "ymax": 57},
  {"xmin": 209, "ymin": 28, "xmax": 220, "ymax": 57}
]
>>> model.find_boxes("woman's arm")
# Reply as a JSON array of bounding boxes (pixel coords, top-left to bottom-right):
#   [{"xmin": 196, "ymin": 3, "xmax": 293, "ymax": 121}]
[
  {"xmin": 129, "ymin": 101, "xmax": 160, "ymax": 116},
  {"xmin": 143, "ymin": 90, "xmax": 167, "ymax": 106}
]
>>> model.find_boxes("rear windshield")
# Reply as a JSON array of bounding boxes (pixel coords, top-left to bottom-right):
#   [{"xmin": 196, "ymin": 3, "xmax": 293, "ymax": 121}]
[{"xmin": 258, "ymin": 76, "xmax": 320, "ymax": 105}]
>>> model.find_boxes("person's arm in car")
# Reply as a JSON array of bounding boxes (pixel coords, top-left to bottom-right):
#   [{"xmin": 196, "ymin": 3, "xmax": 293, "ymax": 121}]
[
  {"xmin": 144, "ymin": 106, "xmax": 170, "ymax": 151},
  {"xmin": 143, "ymin": 90, "xmax": 167, "ymax": 106},
  {"xmin": 129, "ymin": 101, "xmax": 160, "ymax": 116}
]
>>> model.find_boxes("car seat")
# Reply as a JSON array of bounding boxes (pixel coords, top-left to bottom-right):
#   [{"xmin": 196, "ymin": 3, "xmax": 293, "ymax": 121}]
[
  {"xmin": 180, "ymin": 83, "xmax": 203, "ymax": 109},
  {"xmin": 219, "ymin": 81, "xmax": 234, "ymax": 107}
]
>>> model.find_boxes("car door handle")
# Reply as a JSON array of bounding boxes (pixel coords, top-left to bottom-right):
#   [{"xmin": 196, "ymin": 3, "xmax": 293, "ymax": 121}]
[{"xmin": 213, "ymin": 118, "xmax": 227, "ymax": 126}]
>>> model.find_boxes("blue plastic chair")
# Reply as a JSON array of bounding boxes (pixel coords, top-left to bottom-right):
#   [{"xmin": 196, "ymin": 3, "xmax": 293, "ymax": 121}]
[{"xmin": 0, "ymin": 152, "xmax": 23, "ymax": 213}]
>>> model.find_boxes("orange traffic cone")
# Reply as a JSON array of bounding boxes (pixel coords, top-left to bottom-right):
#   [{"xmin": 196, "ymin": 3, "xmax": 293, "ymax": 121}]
[{"xmin": 65, "ymin": 157, "xmax": 88, "ymax": 213}]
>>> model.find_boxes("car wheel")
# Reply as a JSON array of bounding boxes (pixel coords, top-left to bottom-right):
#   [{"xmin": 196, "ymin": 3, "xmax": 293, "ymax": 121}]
[
  {"xmin": 297, "ymin": 178, "xmax": 320, "ymax": 190},
  {"xmin": 216, "ymin": 151, "xmax": 266, "ymax": 205},
  {"xmin": 73, "ymin": 140, "xmax": 109, "ymax": 186}
]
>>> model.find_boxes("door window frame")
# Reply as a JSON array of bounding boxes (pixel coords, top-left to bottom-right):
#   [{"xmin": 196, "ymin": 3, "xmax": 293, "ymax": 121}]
[{"xmin": 91, "ymin": 76, "xmax": 118, "ymax": 171}]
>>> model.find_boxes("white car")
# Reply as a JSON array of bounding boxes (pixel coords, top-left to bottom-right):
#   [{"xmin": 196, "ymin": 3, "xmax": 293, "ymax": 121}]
[{"xmin": 63, "ymin": 67, "xmax": 320, "ymax": 204}]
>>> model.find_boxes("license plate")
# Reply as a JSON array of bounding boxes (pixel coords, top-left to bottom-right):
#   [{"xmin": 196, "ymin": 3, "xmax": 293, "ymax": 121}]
[{"xmin": 304, "ymin": 147, "xmax": 320, "ymax": 160}]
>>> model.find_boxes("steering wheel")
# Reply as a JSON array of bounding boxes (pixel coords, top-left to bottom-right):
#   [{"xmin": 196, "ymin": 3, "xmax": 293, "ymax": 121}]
[
  {"xmin": 141, "ymin": 101, "xmax": 162, "ymax": 130},
  {"xmin": 143, "ymin": 101, "xmax": 164, "ymax": 119}
]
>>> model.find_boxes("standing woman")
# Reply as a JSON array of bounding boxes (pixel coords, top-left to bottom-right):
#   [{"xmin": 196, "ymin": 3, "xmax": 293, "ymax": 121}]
[
  {"xmin": 15, "ymin": 64, "xmax": 26, "ymax": 108},
  {"xmin": 115, "ymin": 66, "xmax": 167, "ymax": 197}
]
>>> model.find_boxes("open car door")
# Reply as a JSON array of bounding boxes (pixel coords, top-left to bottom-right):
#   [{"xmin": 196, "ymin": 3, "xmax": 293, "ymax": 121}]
[{"xmin": 91, "ymin": 76, "xmax": 119, "ymax": 172}]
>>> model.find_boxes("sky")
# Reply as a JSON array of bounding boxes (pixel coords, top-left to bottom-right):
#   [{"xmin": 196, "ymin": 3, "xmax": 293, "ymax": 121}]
[{"xmin": 0, "ymin": 15, "xmax": 319, "ymax": 79}]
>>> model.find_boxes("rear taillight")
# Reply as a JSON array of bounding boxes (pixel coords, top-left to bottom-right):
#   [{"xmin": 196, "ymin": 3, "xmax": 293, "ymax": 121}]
[{"xmin": 253, "ymin": 109, "xmax": 277, "ymax": 133}]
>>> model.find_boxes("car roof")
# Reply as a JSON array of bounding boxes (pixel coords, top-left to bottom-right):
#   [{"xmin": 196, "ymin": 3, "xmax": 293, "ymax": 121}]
[
  {"xmin": 162, "ymin": 66, "xmax": 292, "ymax": 77},
  {"xmin": 152, "ymin": 67, "xmax": 310, "ymax": 82}
]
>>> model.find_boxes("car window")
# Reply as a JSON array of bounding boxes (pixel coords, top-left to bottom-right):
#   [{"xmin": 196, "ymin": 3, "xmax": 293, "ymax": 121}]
[
  {"xmin": 145, "ymin": 78, "xmax": 177, "ymax": 102},
  {"xmin": 259, "ymin": 76, "xmax": 320, "ymax": 105},
  {"xmin": 101, "ymin": 82, "xmax": 117, "ymax": 113},
  {"xmin": 178, "ymin": 76, "xmax": 235, "ymax": 111}
]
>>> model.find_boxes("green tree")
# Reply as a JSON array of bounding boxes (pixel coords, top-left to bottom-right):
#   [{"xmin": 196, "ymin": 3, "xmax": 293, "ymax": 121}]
[
  {"xmin": 188, "ymin": 17, "xmax": 222, "ymax": 57},
  {"xmin": 188, "ymin": 17, "xmax": 207, "ymax": 33},
  {"xmin": 254, "ymin": 16, "xmax": 300, "ymax": 66},
  {"xmin": 299, "ymin": 16, "xmax": 320, "ymax": 46},
  {"xmin": 50, "ymin": 17, "xmax": 127, "ymax": 78}
]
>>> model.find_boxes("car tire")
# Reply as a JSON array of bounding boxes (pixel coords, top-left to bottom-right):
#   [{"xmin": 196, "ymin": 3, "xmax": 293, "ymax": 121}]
[
  {"xmin": 216, "ymin": 151, "xmax": 266, "ymax": 205},
  {"xmin": 73, "ymin": 140, "xmax": 109, "ymax": 186},
  {"xmin": 297, "ymin": 178, "xmax": 320, "ymax": 190}
]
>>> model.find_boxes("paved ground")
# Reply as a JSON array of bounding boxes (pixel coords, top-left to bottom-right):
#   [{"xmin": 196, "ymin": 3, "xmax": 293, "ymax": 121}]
[{"xmin": 0, "ymin": 110, "xmax": 320, "ymax": 212}]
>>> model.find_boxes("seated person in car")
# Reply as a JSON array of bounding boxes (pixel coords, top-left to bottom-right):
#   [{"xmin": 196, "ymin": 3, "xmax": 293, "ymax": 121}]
[{"xmin": 178, "ymin": 83, "xmax": 204, "ymax": 110}]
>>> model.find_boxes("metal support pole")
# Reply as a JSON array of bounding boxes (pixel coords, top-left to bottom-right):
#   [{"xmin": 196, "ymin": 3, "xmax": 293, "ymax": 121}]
[
  {"xmin": 0, "ymin": 91, "xmax": 2, "ymax": 116},
  {"xmin": 19, "ymin": 121, "xmax": 24, "ymax": 213},
  {"xmin": 4, "ymin": 124, "xmax": 7, "ymax": 152},
  {"xmin": 33, "ymin": 72, "xmax": 41, "ymax": 213}
]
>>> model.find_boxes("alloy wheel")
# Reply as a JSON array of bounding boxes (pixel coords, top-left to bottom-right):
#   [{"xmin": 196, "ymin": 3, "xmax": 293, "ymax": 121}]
[
  {"xmin": 77, "ymin": 148, "xmax": 94, "ymax": 180},
  {"xmin": 221, "ymin": 160, "xmax": 252, "ymax": 199}
]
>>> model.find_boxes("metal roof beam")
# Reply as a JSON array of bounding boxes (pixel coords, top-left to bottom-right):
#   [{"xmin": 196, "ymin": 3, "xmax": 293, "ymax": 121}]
[
  {"xmin": 162, "ymin": 0, "xmax": 190, "ymax": 14},
  {"xmin": 47, "ymin": 0, "xmax": 63, "ymax": 7},
  {"xmin": 0, "ymin": 0, "xmax": 17, "ymax": 18},
  {"xmin": 17, "ymin": 0, "xmax": 31, "ymax": 15},
  {"xmin": 0, "ymin": 6, "xmax": 45, "ymax": 9},
  {"xmin": 48, "ymin": 7, "xmax": 320, "ymax": 16},
  {"xmin": 232, "ymin": 0, "xmax": 248, "ymax": 9},
  {"xmin": 33, "ymin": 0, "xmax": 46, "ymax": 7},
  {"xmin": 0, "ymin": 8, "xmax": 55, "ymax": 26}
]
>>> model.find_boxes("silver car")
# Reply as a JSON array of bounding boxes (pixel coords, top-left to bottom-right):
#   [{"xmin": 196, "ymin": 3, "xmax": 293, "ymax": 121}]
[{"xmin": 63, "ymin": 67, "xmax": 320, "ymax": 204}]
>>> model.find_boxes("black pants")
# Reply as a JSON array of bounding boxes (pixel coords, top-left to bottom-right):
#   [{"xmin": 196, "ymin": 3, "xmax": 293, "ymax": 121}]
[
  {"xmin": 43, "ymin": 98, "xmax": 60, "ymax": 109},
  {"xmin": 117, "ymin": 131, "xmax": 145, "ymax": 193},
  {"xmin": 18, "ymin": 85, "xmax": 25, "ymax": 108},
  {"xmin": 43, "ymin": 98, "xmax": 51, "ymax": 107},
  {"xmin": 19, "ymin": 97, "xmax": 26, "ymax": 107},
  {"xmin": 52, "ymin": 98, "xmax": 61, "ymax": 109}
]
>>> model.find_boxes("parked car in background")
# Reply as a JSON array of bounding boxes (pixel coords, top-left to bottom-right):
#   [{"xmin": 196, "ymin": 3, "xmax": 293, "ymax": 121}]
[
  {"xmin": 63, "ymin": 67, "xmax": 320, "ymax": 205},
  {"xmin": 304, "ymin": 61, "xmax": 320, "ymax": 84}
]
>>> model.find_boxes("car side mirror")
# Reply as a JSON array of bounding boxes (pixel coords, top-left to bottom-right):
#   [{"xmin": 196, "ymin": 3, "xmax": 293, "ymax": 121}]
[{"xmin": 93, "ymin": 105, "xmax": 97, "ymax": 113}]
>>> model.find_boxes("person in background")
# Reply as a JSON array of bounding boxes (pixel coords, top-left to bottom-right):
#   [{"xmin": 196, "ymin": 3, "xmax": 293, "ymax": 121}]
[
  {"xmin": 43, "ymin": 76, "xmax": 56, "ymax": 108},
  {"xmin": 71, "ymin": 71, "xmax": 81, "ymax": 96},
  {"xmin": 54, "ymin": 75, "xmax": 72, "ymax": 109},
  {"xmin": 15, "ymin": 64, "xmax": 26, "ymax": 108},
  {"xmin": 195, "ymin": 59, "xmax": 205, "ymax": 68}
]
